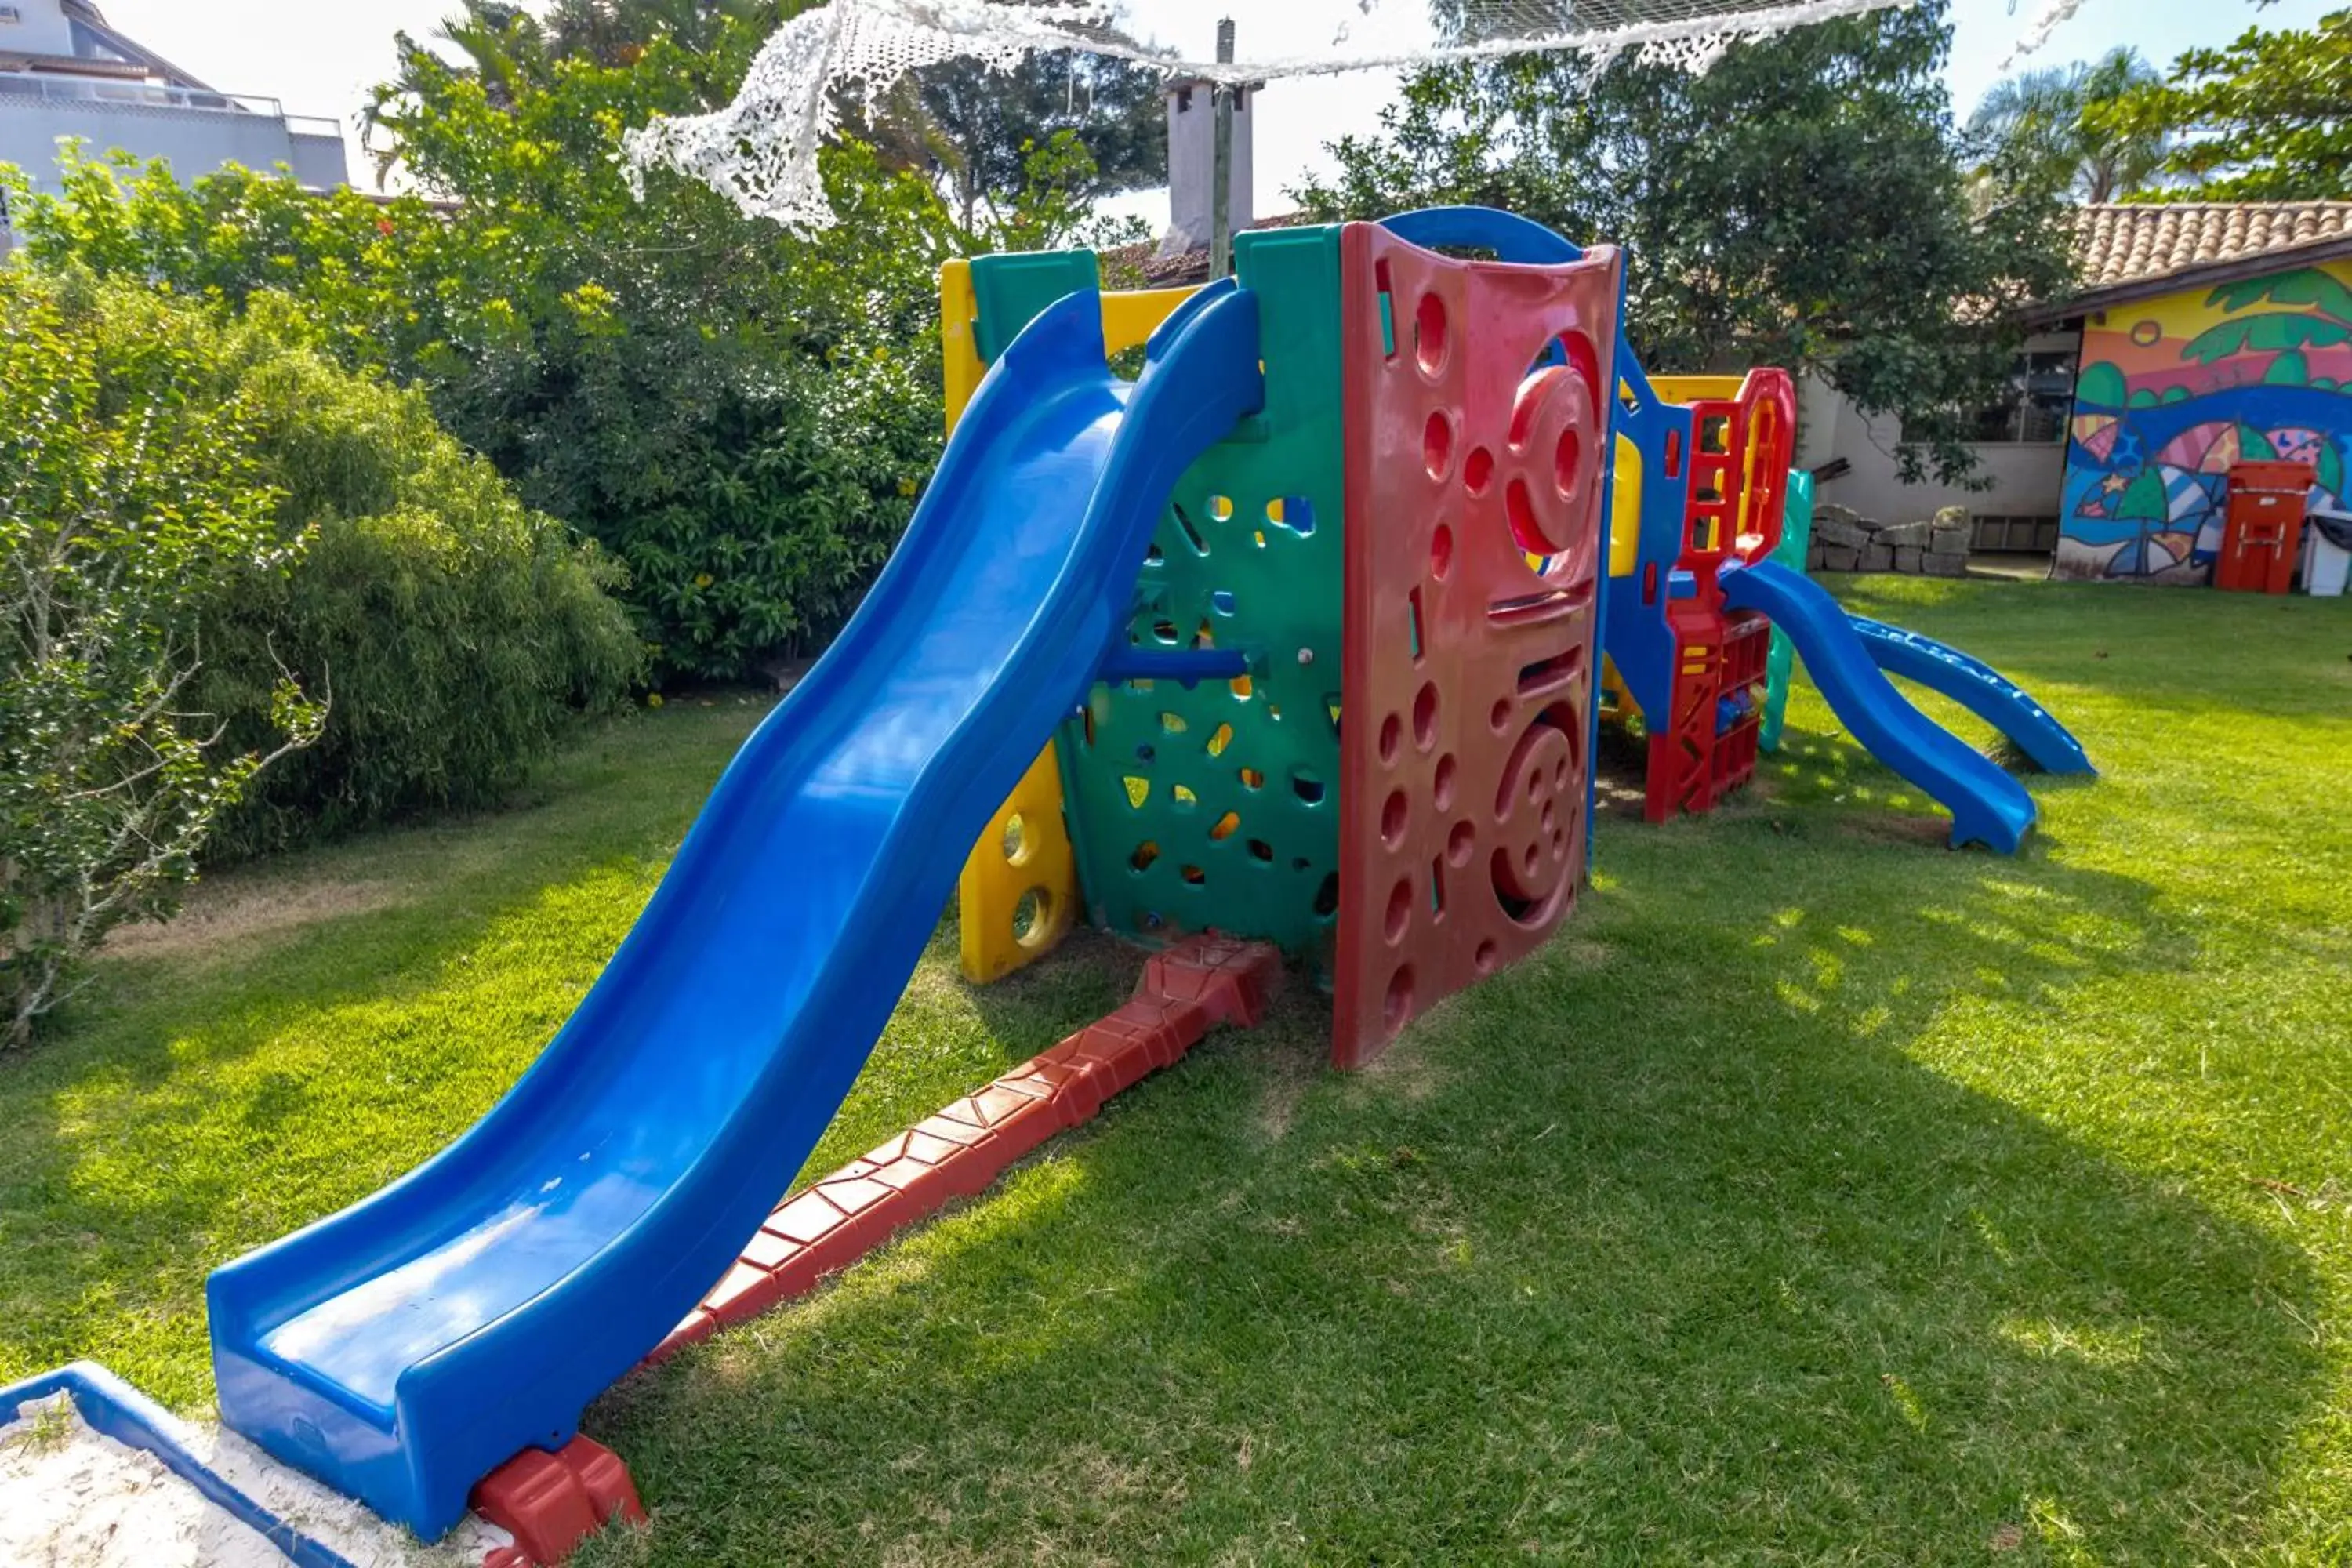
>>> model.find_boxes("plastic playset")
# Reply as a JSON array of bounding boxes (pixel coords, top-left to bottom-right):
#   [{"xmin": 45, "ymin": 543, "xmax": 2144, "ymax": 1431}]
[{"xmin": 2, "ymin": 209, "xmax": 2094, "ymax": 1565}]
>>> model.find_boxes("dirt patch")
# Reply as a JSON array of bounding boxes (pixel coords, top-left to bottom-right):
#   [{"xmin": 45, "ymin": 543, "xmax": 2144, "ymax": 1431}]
[
  {"xmin": 1355, "ymin": 1023, "xmax": 1448, "ymax": 1103},
  {"xmin": 1254, "ymin": 1052, "xmax": 1317, "ymax": 1142},
  {"xmin": 1551, "ymin": 937, "xmax": 1615, "ymax": 971},
  {"xmin": 104, "ymin": 877, "xmax": 409, "ymax": 960},
  {"xmin": 1835, "ymin": 809, "xmax": 1955, "ymax": 850}
]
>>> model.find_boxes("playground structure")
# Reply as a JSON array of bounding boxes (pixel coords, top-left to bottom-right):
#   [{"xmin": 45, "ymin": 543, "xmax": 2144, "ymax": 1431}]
[{"xmin": 3, "ymin": 209, "xmax": 2095, "ymax": 1565}]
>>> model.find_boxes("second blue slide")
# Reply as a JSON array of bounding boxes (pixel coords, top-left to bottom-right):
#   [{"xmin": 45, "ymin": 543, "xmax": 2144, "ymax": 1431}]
[
  {"xmin": 1848, "ymin": 616, "xmax": 2094, "ymax": 775},
  {"xmin": 1721, "ymin": 561, "xmax": 2037, "ymax": 853}
]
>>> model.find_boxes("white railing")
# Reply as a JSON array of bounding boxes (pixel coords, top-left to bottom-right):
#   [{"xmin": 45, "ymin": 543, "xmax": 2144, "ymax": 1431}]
[{"xmin": 0, "ymin": 71, "xmax": 288, "ymax": 119}]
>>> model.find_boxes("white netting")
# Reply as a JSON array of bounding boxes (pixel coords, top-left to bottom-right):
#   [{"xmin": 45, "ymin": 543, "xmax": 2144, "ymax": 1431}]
[
  {"xmin": 1991, "ymin": 0, "xmax": 2085, "ymax": 71},
  {"xmin": 624, "ymin": 0, "xmax": 1918, "ymax": 228}
]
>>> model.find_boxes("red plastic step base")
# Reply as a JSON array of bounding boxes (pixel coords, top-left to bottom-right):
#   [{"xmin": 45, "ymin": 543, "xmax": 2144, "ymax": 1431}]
[
  {"xmin": 473, "ymin": 1436, "xmax": 645, "ymax": 1567},
  {"xmin": 652, "ymin": 933, "xmax": 1282, "ymax": 1359}
]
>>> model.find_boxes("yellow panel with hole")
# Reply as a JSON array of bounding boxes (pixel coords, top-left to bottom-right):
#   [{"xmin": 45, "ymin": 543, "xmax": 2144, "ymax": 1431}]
[
  {"xmin": 946, "ymin": 257, "xmax": 1080, "ymax": 983},
  {"xmin": 1610, "ymin": 433, "xmax": 1643, "ymax": 579},
  {"xmin": 943, "ymin": 261, "xmax": 1199, "ymax": 983},
  {"xmin": 958, "ymin": 743, "xmax": 1080, "ymax": 984}
]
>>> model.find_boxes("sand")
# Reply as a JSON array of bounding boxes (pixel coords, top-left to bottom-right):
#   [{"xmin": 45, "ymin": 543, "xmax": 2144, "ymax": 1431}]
[{"xmin": 0, "ymin": 1393, "xmax": 517, "ymax": 1567}]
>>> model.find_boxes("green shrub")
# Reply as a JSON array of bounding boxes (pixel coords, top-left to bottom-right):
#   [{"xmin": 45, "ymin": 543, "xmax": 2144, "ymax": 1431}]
[
  {"xmin": 184, "ymin": 296, "xmax": 647, "ymax": 853},
  {"xmin": 0, "ymin": 270, "xmax": 322, "ymax": 1044},
  {"xmin": 21, "ymin": 271, "xmax": 644, "ymax": 863},
  {"xmin": 8, "ymin": 136, "xmax": 953, "ymax": 685}
]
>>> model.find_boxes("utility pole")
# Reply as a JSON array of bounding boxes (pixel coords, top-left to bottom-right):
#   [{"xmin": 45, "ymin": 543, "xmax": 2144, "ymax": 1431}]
[{"xmin": 1210, "ymin": 17, "xmax": 1236, "ymax": 281}]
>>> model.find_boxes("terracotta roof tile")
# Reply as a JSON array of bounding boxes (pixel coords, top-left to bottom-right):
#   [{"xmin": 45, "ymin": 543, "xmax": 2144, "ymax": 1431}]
[
  {"xmin": 1102, "ymin": 212, "xmax": 1314, "ymax": 287},
  {"xmin": 2070, "ymin": 201, "xmax": 2352, "ymax": 291}
]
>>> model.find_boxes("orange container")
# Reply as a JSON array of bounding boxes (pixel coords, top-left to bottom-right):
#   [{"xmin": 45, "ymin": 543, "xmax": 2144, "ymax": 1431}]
[{"xmin": 2220, "ymin": 462, "xmax": 2314, "ymax": 594}]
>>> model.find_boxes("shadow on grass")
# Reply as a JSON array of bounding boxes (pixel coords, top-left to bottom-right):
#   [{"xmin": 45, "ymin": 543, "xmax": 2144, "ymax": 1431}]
[
  {"xmin": 0, "ymin": 707, "xmax": 767, "ymax": 1400},
  {"xmin": 584, "ymin": 822, "xmax": 2324, "ymax": 1564}
]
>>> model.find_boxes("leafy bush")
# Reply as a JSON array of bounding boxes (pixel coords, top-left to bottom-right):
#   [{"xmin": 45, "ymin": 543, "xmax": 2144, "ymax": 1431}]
[
  {"xmin": 6, "ymin": 117, "xmax": 954, "ymax": 684},
  {"xmin": 13, "ymin": 271, "xmax": 644, "ymax": 869},
  {"xmin": 186, "ymin": 295, "xmax": 648, "ymax": 851},
  {"xmin": 1, "ymin": 270, "xmax": 322, "ymax": 1044}
]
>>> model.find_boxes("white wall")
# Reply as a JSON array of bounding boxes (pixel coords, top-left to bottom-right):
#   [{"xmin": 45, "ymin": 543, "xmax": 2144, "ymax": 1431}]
[
  {"xmin": 0, "ymin": 86, "xmax": 347, "ymax": 189},
  {"xmin": 0, "ymin": 0, "xmax": 76, "ymax": 60},
  {"xmin": 1806, "ymin": 330, "xmax": 2078, "ymax": 535}
]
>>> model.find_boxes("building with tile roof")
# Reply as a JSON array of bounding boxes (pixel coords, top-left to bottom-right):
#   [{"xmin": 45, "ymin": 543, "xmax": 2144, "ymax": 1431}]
[{"xmin": 1805, "ymin": 200, "xmax": 2352, "ymax": 584}]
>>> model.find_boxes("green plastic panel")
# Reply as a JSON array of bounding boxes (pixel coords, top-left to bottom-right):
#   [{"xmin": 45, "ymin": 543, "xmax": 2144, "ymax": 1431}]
[
  {"xmin": 967, "ymin": 229, "xmax": 1348, "ymax": 964},
  {"xmin": 970, "ymin": 249, "xmax": 1104, "ymax": 365},
  {"xmin": 1761, "ymin": 470, "xmax": 1816, "ymax": 753}
]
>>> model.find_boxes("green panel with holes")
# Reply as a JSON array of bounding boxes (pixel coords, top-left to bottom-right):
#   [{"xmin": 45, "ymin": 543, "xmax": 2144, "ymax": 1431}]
[{"xmin": 968, "ymin": 228, "xmax": 1348, "ymax": 965}]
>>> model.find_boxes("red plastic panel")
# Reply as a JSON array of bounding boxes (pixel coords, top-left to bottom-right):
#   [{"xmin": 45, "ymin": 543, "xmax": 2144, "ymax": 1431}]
[
  {"xmin": 651, "ymin": 935, "xmax": 1282, "ymax": 1361},
  {"xmin": 1676, "ymin": 370, "xmax": 1798, "ymax": 599},
  {"xmin": 1332, "ymin": 224, "xmax": 1624, "ymax": 1069},
  {"xmin": 1645, "ymin": 369, "xmax": 1797, "ymax": 823}
]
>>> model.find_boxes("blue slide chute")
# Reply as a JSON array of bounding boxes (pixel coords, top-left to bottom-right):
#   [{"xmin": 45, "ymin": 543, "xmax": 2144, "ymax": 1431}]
[
  {"xmin": 1847, "ymin": 616, "xmax": 2094, "ymax": 776},
  {"xmin": 1720, "ymin": 561, "xmax": 2036, "ymax": 853},
  {"xmin": 208, "ymin": 281, "xmax": 1267, "ymax": 1538}
]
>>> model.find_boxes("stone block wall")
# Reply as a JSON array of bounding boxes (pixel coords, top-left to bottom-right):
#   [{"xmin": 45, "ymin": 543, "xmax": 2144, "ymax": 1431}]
[{"xmin": 1806, "ymin": 503, "xmax": 1973, "ymax": 577}]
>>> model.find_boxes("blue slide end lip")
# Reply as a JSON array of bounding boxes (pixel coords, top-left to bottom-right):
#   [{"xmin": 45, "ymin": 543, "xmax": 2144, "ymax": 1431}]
[
  {"xmin": 1721, "ymin": 561, "xmax": 2037, "ymax": 853},
  {"xmin": 206, "ymin": 281, "xmax": 1266, "ymax": 1538},
  {"xmin": 1847, "ymin": 615, "xmax": 2095, "ymax": 776}
]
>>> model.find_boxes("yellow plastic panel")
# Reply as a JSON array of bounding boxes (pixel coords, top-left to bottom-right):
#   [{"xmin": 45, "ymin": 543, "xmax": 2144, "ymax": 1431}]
[
  {"xmin": 1101, "ymin": 284, "xmax": 1203, "ymax": 358},
  {"xmin": 945, "ymin": 257, "xmax": 1082, "ymax": 983},
  {"xmin": 959, "ymin": 744, "xmax": 1081, "ymax": 983},
  {"xmin": 1610, "ymin": 432, "xmax": 1643, "ymax": 579},
  {"xmin": 1600, "ymin": 655, "xmax": 1637, "ymax": 722},
  {"xmin": 1649, "ymin": 374, "xmax": 1745, "ymax": 402},
  {"xmin": 941, "ymin": 260, "xmax": 985, "ymax": 426},
  {"xmin": 946, "ymin": 266, "xmax": 1209, "ymax": 983}
]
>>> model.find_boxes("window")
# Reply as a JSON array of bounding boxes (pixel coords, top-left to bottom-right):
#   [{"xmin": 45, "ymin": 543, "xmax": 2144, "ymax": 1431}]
[
  {"xmin": 1970, "ymin": 350, "xmax": 2076, "ymax": 444},
  {"xmin": 0, "ymin": 6, "xmax": 22, "ymax": 22}
]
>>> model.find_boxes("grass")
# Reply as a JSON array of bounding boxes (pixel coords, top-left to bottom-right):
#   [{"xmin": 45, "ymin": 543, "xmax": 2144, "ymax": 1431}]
[{"xmin": 4, "ymin": 579, "xmax": 2349, "ymax": 1563}]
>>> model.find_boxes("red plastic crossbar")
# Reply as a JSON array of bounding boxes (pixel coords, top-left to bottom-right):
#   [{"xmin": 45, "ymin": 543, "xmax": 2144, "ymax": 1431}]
[
  {"xmin": 466, "ymin": 934, "xmax": 1281, "ymax": 1564},
  {"xmin": 655, "ymin": 933, "xmax": 1281, "ymax": 1357}
]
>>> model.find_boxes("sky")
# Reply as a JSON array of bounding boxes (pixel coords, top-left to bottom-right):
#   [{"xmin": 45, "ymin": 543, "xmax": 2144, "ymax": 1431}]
[{"xmin": 89, "ymin": 0, "xmax": 2336, "ymax": 213}]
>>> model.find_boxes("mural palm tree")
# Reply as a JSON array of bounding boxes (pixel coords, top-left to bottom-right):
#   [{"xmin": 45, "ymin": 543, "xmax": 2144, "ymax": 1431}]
[{"xmin": 2183, "ymin": 269, "xmax": 2352, "ymax": 387}]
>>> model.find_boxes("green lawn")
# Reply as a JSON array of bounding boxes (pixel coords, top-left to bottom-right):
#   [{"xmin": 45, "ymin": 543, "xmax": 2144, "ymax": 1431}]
[{"xmin": 4, "ymin": 579, "xmax": 2347, "ymax": 1564}]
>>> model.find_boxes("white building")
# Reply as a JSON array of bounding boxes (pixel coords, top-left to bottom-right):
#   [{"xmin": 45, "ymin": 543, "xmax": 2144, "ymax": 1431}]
[{"xmin": 0, "ymin": 0, "xmax": 347, "ymax": 196}]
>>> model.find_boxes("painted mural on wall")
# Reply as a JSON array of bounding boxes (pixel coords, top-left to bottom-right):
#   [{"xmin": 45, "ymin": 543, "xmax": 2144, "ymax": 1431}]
[{"xmin": 2059, "ymin": 262, "xmax": 2352, "ymax": 583}]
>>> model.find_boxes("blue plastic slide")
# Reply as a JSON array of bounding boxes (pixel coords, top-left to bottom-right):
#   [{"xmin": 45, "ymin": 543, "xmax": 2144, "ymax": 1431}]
[
  {"xmin": 1847, "ymin": 616, "xmax": 2094, "ymax": 776},
  {"xmin": 207, "ymin": 282, "xmax": 1267, "ymax": 1539},
  {"xmin": 1719, "ymin": 561, "xmax": 2036, "ymax": 852}
]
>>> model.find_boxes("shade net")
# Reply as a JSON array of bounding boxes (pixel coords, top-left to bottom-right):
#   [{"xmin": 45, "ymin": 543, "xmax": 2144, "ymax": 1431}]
[{"xmin": 626, "ymin": 0, "xmax": 1917, "ymax": 227}]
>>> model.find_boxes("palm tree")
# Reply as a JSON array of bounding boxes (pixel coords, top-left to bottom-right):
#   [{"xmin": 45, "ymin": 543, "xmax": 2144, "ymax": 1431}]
[{"xmin": 1969, "ymin": 46, "xmax": 2169, "ymax": 203}]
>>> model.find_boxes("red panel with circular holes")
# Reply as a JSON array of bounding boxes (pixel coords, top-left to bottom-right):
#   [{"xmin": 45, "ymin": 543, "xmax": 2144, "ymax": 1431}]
[{"xmin": 1331, "ymin": 223, "xmax": 1624, "ymax": 1069}]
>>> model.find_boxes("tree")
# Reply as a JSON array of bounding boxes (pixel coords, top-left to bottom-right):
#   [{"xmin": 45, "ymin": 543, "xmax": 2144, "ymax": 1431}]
[
  {"xmin": 839, "ymin": 0, "xmax": 1168, "ymax": 234},
  {"xmin": 1969, "ymin": 47, "xmax": 2169, "ymax": 202},
  {"xmin": 2094, "ymin": 9, "xmax": 2352, "ymax": 201},
  {"xmin": 881, "ymin": 48, "xmax": 1167, "ymax": 231},
  {"xmin": 0, "ymin": 269, "xmax": 325, "ymax": 1046},
  {"xmin": 1295, "ymin": 2, "xmax": 2077, "ymax": 485}
]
